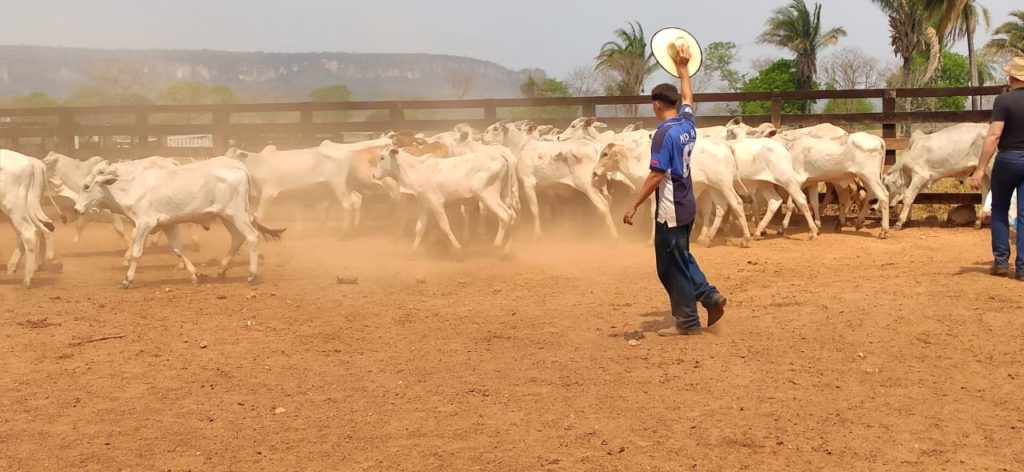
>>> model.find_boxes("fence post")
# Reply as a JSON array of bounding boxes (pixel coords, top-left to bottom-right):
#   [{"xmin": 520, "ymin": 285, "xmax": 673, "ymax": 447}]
[
  {"xmin": 770, "ymin": 96, "xmax": 782, "ymax": 129},
  {"xmin": 56, "ymin": 109, "xmax": 75, "ymax": 155},
  {"xmin": 388, "ymin": 103, "xmax": 405, "ymax": 130},
  {"xmin": 882, "ymin": 90, "xmax": 897, "ymax": 166},
  {"xmin": 212, "ymin": 109, "xmax": 229, "ymax": 155},
  {"xmin": 581, "ymin": 100, "xmax": 597, "ymax": 119},
  {"xmin": 483, "ymin": 100, "xmax": 497, "ymax": 123},
  {"xmin": 135, "ymin": 111, "xmax": 148, "ymax": 150},
  {"xmin": 299, "ymin": 107, "xmax": 314, "ymax": 145}
]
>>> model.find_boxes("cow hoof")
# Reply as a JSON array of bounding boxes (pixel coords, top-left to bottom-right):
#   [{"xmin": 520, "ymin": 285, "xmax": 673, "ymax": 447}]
[
  {"xmin": 894, "ymin": 223, "xmax": 905, "ymax": 231},
  {"xmin": 217, "ymin": 271, "xmax": 228, "ymax": 280},
  {"xmin": 878, "ymin": 232, "xmax": 889, "ymax": 240},
  {"xmin": 809, "ymin": 234, "xmax": 818, "ymax": 241},
  {"xmin": 247, "ymin": 276, "xmax": 258, "ymax": 285},
  {"xmin": 974, "ymin": 222, "xmax": 983, "ymax": 230},
  {"xmin": 739, "ymin": 238, "xmax": 751, "ymax": 248},
  {"xmin": 120, "ymin": 280, "xmax": 131, "ymax": 289},
  {"xmin": 22, "ymin": 280, "xmax": 31, "ymax": 289},
  {"xmin": 776, "ymin": 229, "xmax": 786, "ymax": 236}
]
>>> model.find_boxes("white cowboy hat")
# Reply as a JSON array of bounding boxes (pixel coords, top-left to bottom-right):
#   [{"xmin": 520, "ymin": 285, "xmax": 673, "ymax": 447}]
[
  {"xmin": 1004, "ymin": 56, "xmax": 1024, "ymax": 82},
  {"xmin": 651, "ymin": 27, "xmax": 703, "ymax": 78}
]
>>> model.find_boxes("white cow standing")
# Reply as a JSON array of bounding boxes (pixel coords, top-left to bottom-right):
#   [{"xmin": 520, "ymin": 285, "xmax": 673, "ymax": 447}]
[
  {"xmin": 883, "ymin": 123, "xmax": 990, "ymax": 229},
  {"xmin": 1, "ymin": 150, "xmax": 56, "ymax": 288},
  {"xmin": 372, "ymin": 145, "xmax": 518, "ymax": 253},
  {"xmin": 483, "ymin": 120, "xmax": 618, "ymax": 238},
  {"xmin": 779, "ymin": 133, "xmax": 891, "ymax": 238},
  {"xmin": 74, "ymin": 158, "xmax": 284, "ymax": 288}
]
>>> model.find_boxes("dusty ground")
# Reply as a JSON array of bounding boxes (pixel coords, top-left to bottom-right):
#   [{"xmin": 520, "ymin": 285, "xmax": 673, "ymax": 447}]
[{"xmin": 1, "ymin": 214, "xmax": 1023, "ymax": 471}]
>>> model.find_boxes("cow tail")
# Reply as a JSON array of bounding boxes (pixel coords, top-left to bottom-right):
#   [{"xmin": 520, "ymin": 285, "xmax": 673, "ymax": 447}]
[
  {"xmin": 728, "ymin": 146, "xmax": 749, "ymax": 196},
  {"xmin": 241, "ymin": 167, "xmax": 285, "ymax": 241},
  {"xmin": 29, "ymin": 162, "xmax": 55, "ymax": 232}
]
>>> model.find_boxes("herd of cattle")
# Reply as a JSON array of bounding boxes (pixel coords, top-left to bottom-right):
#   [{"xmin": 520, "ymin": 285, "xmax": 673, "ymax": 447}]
[{"xmin": 1, "ymin": 116, "xmax": 1013, "ymax": 288}]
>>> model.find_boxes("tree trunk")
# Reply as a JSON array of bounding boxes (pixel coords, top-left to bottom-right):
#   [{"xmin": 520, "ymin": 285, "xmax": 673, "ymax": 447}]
[
  {"xmin": 901, "ymin": 56, "xmax": 914, "ymax": 89},
  {"xmin": 967, "ymin": 27, "xmax": 980, "ymax": 111}
]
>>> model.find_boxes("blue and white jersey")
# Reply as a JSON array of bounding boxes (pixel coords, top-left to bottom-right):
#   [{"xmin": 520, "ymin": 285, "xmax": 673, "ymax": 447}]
[{"xmin": 649, "ymin": 104, "xmax": 697, "ymax": 227}]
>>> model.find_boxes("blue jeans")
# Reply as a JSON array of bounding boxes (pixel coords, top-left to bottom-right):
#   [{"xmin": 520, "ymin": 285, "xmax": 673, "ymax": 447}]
[
  {"xmin": 654, "ymin": 222, "xmax": 719, "ymax": 330},
  {"xmin": 990, "ymin": 151, "xmax": 1024, "ymax": 273}
]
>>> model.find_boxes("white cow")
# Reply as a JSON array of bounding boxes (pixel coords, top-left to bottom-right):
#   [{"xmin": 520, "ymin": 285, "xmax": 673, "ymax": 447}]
[
  {"xmin": 43, "ymin": 152, "xmax": 135, "ymax": 245},
  {"xmin": 74, "ymin": 157, "xmax": 283, "ymax": 288},
  {"xmin": 372, "ymin": 145, "xmax": 518, "ymax": 253},
  {"xmin": 558, "ymin": 117, "xmax": 650, "ymax": 147},
  {"xmin": 882, "ymin": 123, "xmax": 990, "ymax": 229},
  {"xmin": 1, "ymin": 150, "xmax": 56, "ymax": 288},
  {"xmin": 780, "ymin": 133, "xmax": 891, "ymax": 238},
  {"xmin": 982, "ymin": 190, "xmax": 1019, "ymax": 233},
  {"xmin": 594, "ymin": 139, "xmax": 753, "ymax": 247},
  {"xmin": 483, "ymin": 120, "xmax": 617, "ymax": 238}
]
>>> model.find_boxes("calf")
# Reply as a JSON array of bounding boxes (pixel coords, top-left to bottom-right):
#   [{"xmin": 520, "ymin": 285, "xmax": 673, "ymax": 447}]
[
  {"xmin": 373, "ymin": 145, "xmax": 517, "ymax": 253},
  {"xmin": 883, "ymin": 123, "xmax": 989, "ymax": 229},
  {"xmin": 74, "ymin": 158, "xmax": 284, "ymax": 288}
]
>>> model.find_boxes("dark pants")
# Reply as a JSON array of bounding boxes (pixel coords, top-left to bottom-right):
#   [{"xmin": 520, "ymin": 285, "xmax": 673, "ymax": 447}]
[
  {"xmin": 991, "ymin": 151, "xmax": 1024, "ymax": 273},
  {"xmin": 654, "ymin": 222, "xmax": 718, "ymax": 330}
]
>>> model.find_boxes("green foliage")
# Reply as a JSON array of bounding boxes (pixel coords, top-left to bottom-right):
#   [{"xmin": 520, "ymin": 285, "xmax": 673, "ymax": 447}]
[
  {"xmin": 757, "ymin": 0, "xmax": 846, "ymax": 92},
  {"xmin": 10, "ymin": 92, "xmax": 60, "ymax": 108},
  {"xmin": 703, "ymin": 42, "xmax": 744, "ymax": 91},
  {"xmin": 984, "ymin": 9, "xmax": 1024, "ymax": 56},
  {"xmin": 66, "ymin": 86, "xmax": 118, "ymax": 106},
  {"xmin": 739, "ymin": 59, "xmax": 816, "ymax": 114},
  {"xmin": 309, "ymin": 84, "xmax": 353, "ymax": 102},
  {"xmin": 158, "ymin": 82, "xmax": 236, "ymax": 105},
  {"xmin": 902, "ymin": 50, "xmax": 969, "ymax": 111},
  {"xmin": 595, "ymin": 21, "xmax": 657, "ymax": 98},
  {"xmin": 520, "ymin": 76, "xmax": 571, "ymax": 98},
  {"xmin": 823, "ymin": 98, "xmax": 875, "ymax": 113}
]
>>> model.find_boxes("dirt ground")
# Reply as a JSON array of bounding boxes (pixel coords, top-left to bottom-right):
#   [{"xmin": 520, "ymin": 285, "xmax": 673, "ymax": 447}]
[{"xmin": 1, "ymin": 212, "xmax": 1023, "ymax": 472}]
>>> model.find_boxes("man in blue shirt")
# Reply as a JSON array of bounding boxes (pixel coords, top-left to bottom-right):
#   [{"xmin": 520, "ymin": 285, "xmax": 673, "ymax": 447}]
[{"xmin": 623, "ymin": 44, "xmax": 727, "ymax": 336}]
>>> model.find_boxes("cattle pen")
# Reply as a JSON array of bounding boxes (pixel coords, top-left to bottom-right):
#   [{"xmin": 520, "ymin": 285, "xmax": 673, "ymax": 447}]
[{"xmin": 0, "ymin": 85, "xmax": 1006, "ymax": 206}]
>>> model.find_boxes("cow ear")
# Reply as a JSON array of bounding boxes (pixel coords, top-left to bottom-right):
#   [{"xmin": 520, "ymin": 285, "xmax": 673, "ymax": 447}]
[
  {"xmin": 388, "ymin": 148, "xmax": 399, "ymax": 158},
  {"xmin": 584, "ymin": 117, "xmax": 596, "ymax": 127},
  {"xmin": 727, "ymin": 117, "xmax": 743, "ymax": 127},
  {"xmin": 101, "ymin": 176, "xmax": 118, "ymax": 185},
  {"xmin": 764, "ymin": 129, "xmax": 779, "ymax": 138}
]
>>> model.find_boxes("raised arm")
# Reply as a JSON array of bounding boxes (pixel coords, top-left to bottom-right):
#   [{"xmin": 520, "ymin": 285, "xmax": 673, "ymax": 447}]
[{"xmin": 674, "ymin": 43, "xmax": 694, "ymax": 108}]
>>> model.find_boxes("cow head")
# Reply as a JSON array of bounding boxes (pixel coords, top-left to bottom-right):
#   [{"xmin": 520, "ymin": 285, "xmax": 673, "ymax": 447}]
[
  {"xmin": 593, "ymin": 143, "xmax": 624, "ymax": 179},
  {"xmin": 558, "ymin": 116, "xmax": 606, "ymax": 142},
  {"xmin": 74, "ymin": 162, "xmax": 118, "ymax": 214},
  {"xmin": 453, "ymin": 123, "xmax": 476, "ymax": 143},
  {"xmin": 882, "ymin": 165, "xmax": 907, "ymax": 207},
  {"xmin": 482, "ymin": 120, "xmax": 510, "ymax": 145},
  {"xmin": 373, "ymin": 146, "xmax": 401, "ymax": 180}
]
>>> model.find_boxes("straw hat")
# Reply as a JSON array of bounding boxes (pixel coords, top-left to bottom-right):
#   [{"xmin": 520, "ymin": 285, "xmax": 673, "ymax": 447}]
[
  {"xmin": 651, "ymin": 27, "xmax": 703, "ymax": 78},
  {"xmin": 1005, "ymin": 57, "xmax": 1024, "ymax": 82}
]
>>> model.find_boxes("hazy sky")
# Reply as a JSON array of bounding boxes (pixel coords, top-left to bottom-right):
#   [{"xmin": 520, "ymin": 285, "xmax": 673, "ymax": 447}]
[{"xmin": 1, "ymin": 0, "xmax": 1018, "ymax": 84}]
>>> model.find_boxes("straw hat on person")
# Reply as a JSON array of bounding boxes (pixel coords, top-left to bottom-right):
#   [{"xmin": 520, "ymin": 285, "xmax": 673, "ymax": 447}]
[
  {"xmin": 651, "ymin": 27, "xmax": 703, "ymax": 78},
  {"xmin": 1006, "ymin": 57, "xmax": 1024, "ymax": 82}
]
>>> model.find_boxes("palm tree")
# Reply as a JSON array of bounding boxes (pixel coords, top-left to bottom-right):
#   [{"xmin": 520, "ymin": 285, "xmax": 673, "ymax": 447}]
[
  {"xmin": 871, "ymin": 0, "xmax": 955, "ymax": 88},
  {"xmin": 984, "ymin": 10, "xmax": 1024, "ymax": 56},
  {"xmin": 946, "ymin": 1, "xmax": 991, "ymax": 109},
  {"xmin": 595, "ymin": 21, "xmax": 658, "ymax": 114},
  {"xmin": 758, "ymin": 0, "xmax": 847, "ymax": 99}
]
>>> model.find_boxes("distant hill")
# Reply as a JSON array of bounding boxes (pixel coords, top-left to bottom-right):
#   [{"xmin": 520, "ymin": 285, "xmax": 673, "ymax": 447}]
[{"xmin": 0, "ymin": 46, "xmax": 546, "ymax": 101}]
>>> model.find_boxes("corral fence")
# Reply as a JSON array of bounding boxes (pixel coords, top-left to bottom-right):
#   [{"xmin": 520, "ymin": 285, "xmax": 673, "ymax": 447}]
[{"xmin": 0, "ymin": 85, "xmax": 1007, "ymax": 206}]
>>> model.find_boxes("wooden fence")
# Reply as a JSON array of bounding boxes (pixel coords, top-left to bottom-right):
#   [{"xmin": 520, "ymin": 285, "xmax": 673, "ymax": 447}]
[{"xmin": 0, "ymin": 85, "xmax": 1008, "ymax": 205}]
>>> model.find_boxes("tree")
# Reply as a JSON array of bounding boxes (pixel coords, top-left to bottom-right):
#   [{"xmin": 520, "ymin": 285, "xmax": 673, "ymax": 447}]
[
  {"xmin": 89, "ymin": 62, "xmax": 148, "ymax": 104},
  {"xmin": 159, "ymin": 81, "xmax": 209, "ymax": 105},
  {"xmin": 739, "ymin": 59, "xmax": 815, "ymax": 114},
  {"xmin": 66, "ymin": 86, "xmax": 118, "ymax": 106},
  {"xmin": 208, "ymin": 85, "xmax": 237, "ymax": 104},
  {"xmin": 10, "ymin": 92, "xmax": 60, "ymax": 108},
  {"xmin": 520, "ymin": 76, "xmax": 571, "ymax": 98},
  {"xmin": 309, "ymin": 84, "xmax": 353, "ymax": 102},
  {"xmin": 565, "ymin": 66, "xmax": 600, "ymax": 97},
  {"xmin": 896, "ymin": 50, "xmax": 972, "ymax": 111},
  {"xmin": 757, "ymin": 0, "xmax": 846, "ymax": 112},
  {"xmin": 871, "ymin": 0, "xmax": 951, "ymax": 88},
  {"xmin": 946, "ymin": 0, "xmax": 991, "ymax": 110},
  {"xmin": 596, "ymin": 21, "xmax": 657, "ymax": 116},
  {"xmin": 984, "ymin": 9, "xmax": 1024, "ymax": 56},
  {"xmin": 819, "ymin": 47, "xmax": 885, "ymax": 90},
  {"xmin": 445, "ymin": 69, "xmax": 475, "ymax": 100},
  {"xmin": 823, "ymin": 97, "xmax": 875, "ymax": 113},
  {"xmin": 702, "ymin": 41, "xmax": 744, "ymax": 92}
]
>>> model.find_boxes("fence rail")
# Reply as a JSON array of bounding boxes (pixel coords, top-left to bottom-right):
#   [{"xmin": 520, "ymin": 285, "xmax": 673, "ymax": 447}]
[{"xmin": 1, "ymin": 85, "xmax": 1008, "ymax": 204}]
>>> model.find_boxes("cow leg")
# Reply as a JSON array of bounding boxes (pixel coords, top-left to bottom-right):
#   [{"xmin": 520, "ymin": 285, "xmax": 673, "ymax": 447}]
[
  {"xmin": 780, "ymin": 195, "xmax": 796, "ymax": 235},
  {"xmin": 40, "ymin": 228, "xmax": 56, "ymax": 266},
  {"xmin": 753, "ymin": 187, "xmax": 784, "ymax": 239},
  {"xmin": 834, "ymin": 184, "xmax": 853, "ymax": 231},
  {"xmin": 860, "ymin": 177, "xmax": 891, "ymax": 239},
  {"xmin": 648, "ymin": 198, "xmax": 656, "ymax": 246},
  {"xmin": 411, "ymin": 208, "xmax": 429, "ymax": 253},
  {"xmin": 352, "ymin": 192, "xmax": 363, "ymax": 228},
  {"xmin": 975, "ymin": 177, "xmax": 991, "ymax": 230},
  {"xmin": 696, "ymin": 194, "xmax": 714, "ymax": 246},
  {"xmin": 233, "ymin": 220, "xmax": 262, "ymax": 285},
  {"xmin": 17, "ymin": 227, "xmax": 38, "ymax": 289},
  {"xmin": 478, "ymin": 190, "xmax": 514, "ymax": 251},
  {"xmin": 123, "ymin": 223, "xmax": 153, "ymax": 289},
  {"xmin": 520, "ymin": 179, "xmax": 542, "ymax": 237},
  {"xmin": 895, "ymin": 177, "xmax": 927, "ymax": 230},
  {"xmin": 705, "ymin": 199, "xmax": 729, "ymax": 247},
  {"xmin": 428, "ymin": 201, "xmax": 462, "ymax": 253},
  {"xmin": 74, "ymin": 214, "xmax": 87, "ymax": 244},
  {"xmin": 784, "ymin": 181, "xmax": 819, "ymax": 240},
  {"xmin": 582, "ymin": 187, "xmax": 618, "ymax": 239},
  {"xmin": 216, "ymin": 223, "xmax": 246, "ymax": 280},
  {"xmin": 164, "ymin": 226, "xmax": 200, "ymax": 285},
  {"xmin": 809, "ymin": 185, "xmax": 823, "ymax": 229}
]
